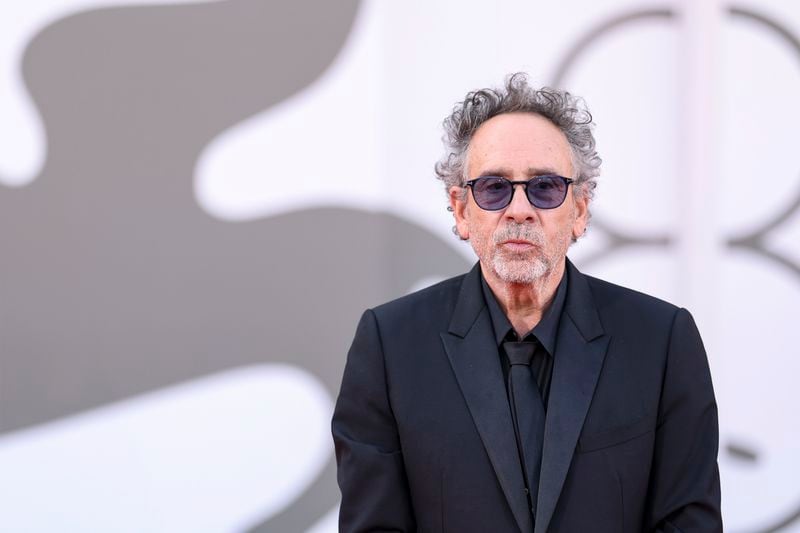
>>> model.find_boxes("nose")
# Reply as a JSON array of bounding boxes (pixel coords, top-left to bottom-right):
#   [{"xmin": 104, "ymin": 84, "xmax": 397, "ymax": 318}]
[{"xmin": 504, "ymin": 183, "xmax": 536, "ymax": 222}]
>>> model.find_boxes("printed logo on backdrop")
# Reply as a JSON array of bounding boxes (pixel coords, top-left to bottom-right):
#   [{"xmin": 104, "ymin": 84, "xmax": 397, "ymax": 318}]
[
  {"xmin": 552, "ymin": 6, "xmax": 800, "ymax": 532},
  {"xmin": 1, "ymin": 1, "xmax": 799, "ymax": 532}
]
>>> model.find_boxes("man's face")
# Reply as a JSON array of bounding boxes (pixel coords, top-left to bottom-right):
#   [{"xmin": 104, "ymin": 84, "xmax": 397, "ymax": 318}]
[{"xmin": 449, "ymin": 112, "xmax": 589, "ymax": 285}]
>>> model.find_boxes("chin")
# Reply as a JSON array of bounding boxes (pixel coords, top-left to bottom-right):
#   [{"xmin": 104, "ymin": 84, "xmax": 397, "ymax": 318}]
[{"xmin": 492, "ymin": 256, "xmax": 550, "ymax": 284}]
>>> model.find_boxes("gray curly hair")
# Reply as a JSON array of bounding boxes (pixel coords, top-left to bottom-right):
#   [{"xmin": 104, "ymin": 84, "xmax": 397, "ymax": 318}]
[{"xmin": 435, "ymin": 73, "xmax": 601, "ymax": 203}]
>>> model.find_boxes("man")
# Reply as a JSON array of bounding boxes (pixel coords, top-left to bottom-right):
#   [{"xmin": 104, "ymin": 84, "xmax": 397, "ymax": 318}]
[{"xmin": 332, "ymin": 73, "xmax": 721, "ymax": 532}]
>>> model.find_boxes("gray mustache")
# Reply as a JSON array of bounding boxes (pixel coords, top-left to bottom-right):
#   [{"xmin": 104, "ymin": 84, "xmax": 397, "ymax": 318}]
[{"xmin": 493, "ymin": 223, "xmax": 544, "ymax": 245}]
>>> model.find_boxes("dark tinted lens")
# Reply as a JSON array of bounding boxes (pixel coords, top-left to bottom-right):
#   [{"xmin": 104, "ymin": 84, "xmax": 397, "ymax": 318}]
[
  {"xmin": 527, "ymin": 175, "xmax": 568, "ymax": 209},
  {"xmin": 472, "ymin": 177, "xmax": 512, "ymax": 210}
]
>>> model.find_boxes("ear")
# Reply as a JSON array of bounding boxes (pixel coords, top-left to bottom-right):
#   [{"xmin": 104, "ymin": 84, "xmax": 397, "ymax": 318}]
[
  {"xmin": 571, "ymin": 191, "xmax": 589, "ymax": 240},
  {"xmin": 448, "ymin": 186, "xmax": 469, "ymax": 240}
]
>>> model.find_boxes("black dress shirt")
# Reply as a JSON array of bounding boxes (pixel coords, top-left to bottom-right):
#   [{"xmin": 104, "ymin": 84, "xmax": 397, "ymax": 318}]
[{"xmin": 480, "ymin": 267, "xmax": 568, "ymax": 409}]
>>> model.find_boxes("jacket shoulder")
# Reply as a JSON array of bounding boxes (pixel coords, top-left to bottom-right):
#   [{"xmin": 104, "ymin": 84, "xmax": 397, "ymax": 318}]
[
  {"xmin": 370, "ymin": 273, "xmax": 466, "ymax": 324},
  {"xmin": 582, "ymin": 273, "xmax": 682, "ymax": 325}
]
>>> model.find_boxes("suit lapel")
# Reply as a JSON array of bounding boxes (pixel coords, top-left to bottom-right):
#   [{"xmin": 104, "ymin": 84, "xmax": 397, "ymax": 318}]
[
  {"xmin": 441, "ymin": 264, "xmax": 533, "ymax": 533},
  {"xmin": 534, "ymin": 260, "xmax": 610, "ymax": 533}
]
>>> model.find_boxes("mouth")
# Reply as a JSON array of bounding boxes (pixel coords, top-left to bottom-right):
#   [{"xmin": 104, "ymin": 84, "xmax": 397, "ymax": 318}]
[{"xmin": 499, "ymin": 240, "xmax": 537, "ymax": 252}]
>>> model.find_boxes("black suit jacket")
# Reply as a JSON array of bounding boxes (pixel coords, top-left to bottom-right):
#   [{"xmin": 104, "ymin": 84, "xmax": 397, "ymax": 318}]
[{"xmin": 332, "ymin": 260, "xmax": 721, "ymax": 532}]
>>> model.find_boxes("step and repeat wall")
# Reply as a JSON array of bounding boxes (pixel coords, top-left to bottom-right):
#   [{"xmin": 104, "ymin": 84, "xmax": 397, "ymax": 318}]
[{"xmin": 0, "ymin": 0, "xmax": 798, "ymax": 531}]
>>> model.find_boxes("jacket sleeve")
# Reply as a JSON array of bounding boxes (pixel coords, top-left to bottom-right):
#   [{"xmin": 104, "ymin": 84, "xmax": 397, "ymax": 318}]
[
  {"xmin": 331, "ymin": 309, "xmax": 416, "ymax": 533},
  {"xmin": 645, "ymin": 308, "xmax": 723, "ymax": 532}
]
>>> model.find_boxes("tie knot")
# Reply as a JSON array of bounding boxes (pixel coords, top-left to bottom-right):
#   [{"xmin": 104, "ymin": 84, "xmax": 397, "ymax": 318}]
[{"xmin": 504, "ymin": 341, "xmax": 538, "ymax": 366}]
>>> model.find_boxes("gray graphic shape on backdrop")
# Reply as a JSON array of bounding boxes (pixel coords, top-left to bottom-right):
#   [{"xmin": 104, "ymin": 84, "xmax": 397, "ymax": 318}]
[
  {"xmin": 0, "ymin": 1, "xmax": 470, "ymax": 531},
  {"xmin": 552, "ymin": 7, "xmax": 800, "ymax": 533}
]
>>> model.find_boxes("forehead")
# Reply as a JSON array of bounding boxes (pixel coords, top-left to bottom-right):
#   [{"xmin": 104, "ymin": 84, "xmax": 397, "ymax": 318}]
[{"xmin": 467, "ymin": 112, "xmax": 574, "ymax": 177}]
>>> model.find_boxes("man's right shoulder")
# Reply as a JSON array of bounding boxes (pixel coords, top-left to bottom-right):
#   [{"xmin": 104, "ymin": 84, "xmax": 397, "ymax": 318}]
[{"xmin": 369, "ymin": 272, "xmax": 467, "ymax": 325}]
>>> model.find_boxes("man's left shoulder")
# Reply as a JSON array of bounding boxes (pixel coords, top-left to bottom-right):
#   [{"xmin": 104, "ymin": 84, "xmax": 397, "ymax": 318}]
[{"xmin": 581, "ymin": 272, "xmax": 685, "ymax": 329}]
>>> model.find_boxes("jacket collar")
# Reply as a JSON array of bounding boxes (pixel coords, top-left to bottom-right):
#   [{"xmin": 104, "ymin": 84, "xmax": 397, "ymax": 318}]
[
  {"xmin": 447, "ymin": 262, "xmax": 485, "ymax": 338},
  {"xmin": 447, "ymin": 259, "xmax": 603, "ymax": 341},
  {"xmin": 442, "ymin": 258, "xmax": 609, "ymax": 533}
]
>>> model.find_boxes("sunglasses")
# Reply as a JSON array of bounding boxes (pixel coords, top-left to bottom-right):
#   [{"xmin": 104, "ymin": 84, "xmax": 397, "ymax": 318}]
[{"xmin": 465, "ymin": 175, "xmax": 575, "ymax": 211}]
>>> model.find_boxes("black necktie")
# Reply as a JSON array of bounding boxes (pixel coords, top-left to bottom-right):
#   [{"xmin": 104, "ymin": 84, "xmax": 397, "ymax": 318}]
[{"xmin": 504, "ymin": 340, "xmax": 546, "ymax": 519}]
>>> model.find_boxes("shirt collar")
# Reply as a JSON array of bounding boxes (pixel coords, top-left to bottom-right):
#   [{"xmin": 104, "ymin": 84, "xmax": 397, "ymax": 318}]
[{"xmin": 480, "ymin": 263, "xmax": 569, "ymax": 356}]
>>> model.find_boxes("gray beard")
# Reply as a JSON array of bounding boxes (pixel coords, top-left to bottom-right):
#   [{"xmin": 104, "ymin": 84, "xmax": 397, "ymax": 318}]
[
  {"xmin": 492, "ymin": 253, "xmax": 550, "ymax": 284},
  {"xmin": 487, "ymin": 221, "xmax": 569, "ymax": 284}
]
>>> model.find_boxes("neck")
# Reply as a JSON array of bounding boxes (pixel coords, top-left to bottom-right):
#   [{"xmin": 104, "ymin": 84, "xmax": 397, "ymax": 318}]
[{"xmin": 483, "ymin": 260, "xmax": 565, "ymax": 336}]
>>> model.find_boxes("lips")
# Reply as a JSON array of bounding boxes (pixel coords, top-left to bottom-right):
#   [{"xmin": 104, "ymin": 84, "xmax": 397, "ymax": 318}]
[
  {"xmin": 493, "ymin": 224, "xmax": 543, "ymax": 250},
  {"xmin": 499, "ymin": 240, "xmax": 536, "ymax": 252}
]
